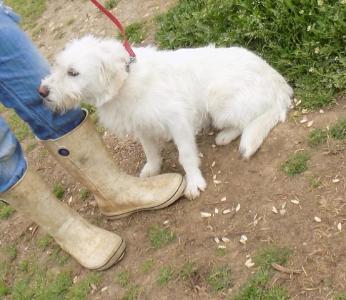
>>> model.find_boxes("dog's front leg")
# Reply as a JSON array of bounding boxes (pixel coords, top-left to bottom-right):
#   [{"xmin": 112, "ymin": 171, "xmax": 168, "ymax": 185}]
[
  {"xmin": 169, "ymin": 123, "xmax": 207, "ymax": 199},
  {"xmin": 139, "ymin": 134, "xmax": 163, "ymax": 178}
]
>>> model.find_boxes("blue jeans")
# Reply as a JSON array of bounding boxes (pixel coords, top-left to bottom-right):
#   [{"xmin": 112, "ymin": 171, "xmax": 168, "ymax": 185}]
[{"xmin": 0, "ymin": 5, "xmax": 84, "ymax": 192}]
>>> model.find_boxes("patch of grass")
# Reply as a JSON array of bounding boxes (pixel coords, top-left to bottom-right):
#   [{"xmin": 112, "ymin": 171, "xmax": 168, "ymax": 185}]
[
  {"xmin": 282, "ymin": 152, "xmax": 309, "ymax": 176},
  {"xmin": 148, "ymin": 225, "xmax": 176, "ymax": 249},
  {"xmin": 0, "ymin": 203, "xmax": 15, "ymax": 220},
  {"xmin": 215, "ymin": 248, "xmax": 226, "ymax": 257},
  {"xmin": 104, "ymin": 0, "xmax": 118, "ymax": 10},
  {"xmin": 254, "ymin": 245, "xmax": 292, "ymax": 271},
  {"xmin": 330, "ymin": 118, "xmax": 346, "ymax": 140},
  {"xmin": 308, "ymin": 128, "xmax": 328, "ymax": 147},
  {"xmin": 0, "ymin": 279, "xmax": 10, "ymax": 297},
  {"xmin": 8, "ymin": 112, "xmax": 31, "ymax": 142},
  {"xmin": 53, "ymin": 183, "xmax": 65, "ymax": 200},
  {"xmin": 207, "ymin": 265, "xmax": 232, "ymax": 293},
  {"xmin": 65, "ymin": 273, "xmax": 101, "ymax": 300},
  {"xmin": 157, "ymin": 266, "xmax": 174, "ymax": 286},
  {"xmin": 179, "ymin": 261, "xmax": 197, "ymax": 281},
  {"xmin": 117, "ymin": 270, "xmax": 131, "ymax": 288},
  {"xmin": 156, "ymin": 0, "xmax": 345, "ymax": 109},
  {"xmin": 121, "ymin": 285, "xmax": 141, "ymax": 300},
  {"xmin": 4, "ymin": 244, "xmax": 17, "ymax": 261},
  {"xmin": 50, "ymin": 247, "xmax": 69, "ymax": 266},
  {"xmin": 309, "ymin": 176, "xmax": 322, "ymax": 189},
  {"xmin": 335, "ymin": 294, "xmax": 346, "ymax": 300},
  {"xmin": 37, "ymin": 234, "xmax": 53, "ymax": 250},
  {"xmin": 18, "ymin": 260, "xmax": 30, "ymax": 273},
  {"xmin": 79, "ymin": 188, "xmax": 90, "ymax": 201},
  {"xmin": 235, "ymin": 246, "xmax": 292, "ymax": 300},
  {"xmin": 140, "ymin": 259, "xmax": 154, "ymax": 273},
  {"xmin": 125, "ymin": 22, "xmax": 147, "ymax": 44},
  {"xmin": 4, "ymin": 0, "xmax": 46, "ymax": 29}
]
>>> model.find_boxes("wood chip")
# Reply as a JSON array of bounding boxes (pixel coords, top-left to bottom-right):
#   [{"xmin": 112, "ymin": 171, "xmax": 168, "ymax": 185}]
[
  {"xmin": 213, "ymin": 174, "xmax": 217, "ymax": 180},
  {"xmin": 218, "ymin": 245, "xmax": 226, "ymax": 249},
  {"xmin": 214, "ymin": 208, "xmax": 219, "ymax": 214},
  {"xmin": 240, "ymin": 235, "xmax": 248, "ymax": 244},
  {"xmin": 200, "ymin": 212, "xmax": 212, "ymax": 218},
  {"xmin": 332, "ymin": 178, "xmax": 340, "ymax": 183},
  {"xmin": 211, "ymin": 161, "xmax": 216, "ymax": 167},
  {"xmin": 272, "ymin": 206, "xmax": 278, "ymax": 214},
  {"xmin": 222, "ymin": 209, "xmax": 231, "ymax": 215},
  {"xmin": 236, "ymin": 203, "xmax": 241, "ymax": 212},
  {"xmin": 199, "ymin": 152, "xmax": 204, "ymax": 158},
  {"xmin": 291, "ymin": 199, "xmax": 300, "ymax": 205},
  {"xmin": 101, "ymin": 286, "xmax": 108, "ymax": 292},
  {"xmin": 245, "ymin": 258, "xmax": 255, "ymax": 268},
  {"xmin": 300, "ymin": 116, "xmax": 308, "ymax": 124},
  {"xmin": 337, "ymin": 223, "xmax": 342, "ymax": 231},
  {"xmin": 314, "ymin": 216, "xmax": 322, "ymax": 223},
  {"xmin": 319, "ymin": 109, "xmax": 324, "ymax": 114},
  {"xmin": 222, "ymin": 237, "xmax": 230, "ymax": 243},
  {"xmin": 307, "ymin": 120, "xmax": 314, "ymax": 127},
  {"xmin": 214, "ymin": 180, "xmax": 222, "ymax": 184},
  {"xmin": 220, "ymin": 197, "xmax": 227, "ymax": 202},
  {"xmin": 214, "ymin": 237, "xmax": 220, "ymax": 244},
  {"xmin": 271, "ymin": 263, "xmax": 302, "ymax": 274}
]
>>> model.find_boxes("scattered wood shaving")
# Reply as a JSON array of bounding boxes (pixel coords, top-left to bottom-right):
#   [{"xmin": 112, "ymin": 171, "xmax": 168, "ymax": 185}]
[
  {"xmin": 271, "ymin": 263, "xmax": 302, "ymax": 274},
  {"xmin": 272, "ymin": 206, "xmax": 278, "ymax": 214},
  {"xmin": 214, "ymin": 180, "xmax": 222, "ymax": 184},
  {"xmin": 300, "ymin": 116, "xmax": 308, "ymax": 123},
  {"xmin": 307, "ymin": 120, "xmax": 314, "ymax": 127},
  {"xmin": 332, "ymin": 178, "xmax": 340, "ymax": 183},
  {"xmin": 211, "ymin": 161, "xmax": 216, "ymax": 167},
  {"xmin": 314, "ymin": 216, "xmax": 322, "ymax": 223},
  {"xmin": 240, "ymin": 235, "xmax": 248, "ymax": 244},
  {"xmin": 337, "ymin": 223, "xmax": 342, "ymax": 231},
  {"xmin": 222, "ymin": 209, "xmax": 231, "ymax": 214},
  {"xmin": 200, "ymin": 212, "xmax": 211, "ymax": 218},
  {"xmin": 214, "ymin": 237, "xmax": 220, "ymax": 244},
  {"xmin": 236, "ymin": 203, "xmax": 241, "ymax": 212},
  {"xmin": 245, "ymin": 258, "xmax": 255, "ymax": 268},
  {"xmin": 220, "ymin": 197, "xmax": 227, "ymax": 202},
  {"xmin": 222, "ymin": 237, "xmax": 230, "ymax": 243},
  {"xmin": 291, "ymin": 199, "xmax": 300, "ymax": 205}
]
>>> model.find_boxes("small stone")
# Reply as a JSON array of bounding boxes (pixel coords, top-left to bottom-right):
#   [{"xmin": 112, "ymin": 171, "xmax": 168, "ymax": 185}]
[
  {"xmin": 240, "ymin": 235, "xmax": 248, "ymax": 244},
  {"xmin": 201, "ymin": 212, "xmax": 212, "ymax": 218},
  {"xmin": 314, "ymin": 216, "xmax": 322, "ymax": 223}
]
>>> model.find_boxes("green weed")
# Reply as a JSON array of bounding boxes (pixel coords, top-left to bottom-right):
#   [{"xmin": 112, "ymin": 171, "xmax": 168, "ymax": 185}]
[
  {"xmin": 121, "ymin": 285, "xmax": 141, "ymax": 300},
  {"xmin": 207, "ymin": 265, "xmax": 232, "ymax": 293},
  {"xmin": 65, "ymin": 273, "xmax": 101, "ymax": 300},
  {"xmin": 309, "ymin": 176, "xmax": 322, "ymax": 188},
  {"xmin": 335, "ymin": 294, "xmax": 346, "ymax": 300},
  {"xmin": 37, "ymin": 234, "xmax": 53, "ymax": 250},
  {"xmin": 125, "ymin": 22, "xmax": 147, "ymax": 44},
  {"xmin": 117, "ymin": 270, "xmax": 131, "ymax": 288},
  {"xmin": 4, "ymin": 244, "xmax": 17, "ymax": 261},
  {"xmin": 330, "ymin": 118, "xmax": 346, "ymax": 140},
  {"xmin": 308, "ymin": 128, "xmax": 328, "ymax": 147},
  {"xmin": 140, "ymin": 259, "xmax": 154, "ymax": 273},
  {"xmin": 104, "ymin": 0, "xmax": 118, "ymax": 10},
  {"xmin": 79, "ymin": 188, "xmax": 90, "ymax": 201},
  {"xmin": 282, "ymin": 152, "xmax": 309, "ymax": 176},
  {"xmin": 148, "ymin": 225, "xmax": 176, "ymax": 249},
  {"xmin": 0, "ymin": 203, "xmax": 15, "ymax": 220},
  {"xmin": 179, "ymin": 261, "xmax": 197, "ymax": 281},
  {"xmin": 254, "ymin": 245, "xmax": 292, "ymax": 270},
  {"xmin": 0, "ymin": 279, "xmax": 10, "ymax": 297},
  {"xmin": 53, "ymin": 183, "xmax": 65, "ymax": 200},
  {"xmin": 157, "ymin": 266, "xmax": 174, "ymax": 286},
  {"xmin": 156, "ymin": 0, "xmax": 346, "ymax": 109}
]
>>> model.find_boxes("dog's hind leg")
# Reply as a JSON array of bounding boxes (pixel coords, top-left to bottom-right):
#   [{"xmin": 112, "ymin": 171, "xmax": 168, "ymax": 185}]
[
  {"xmin": 215, "ymin": 127, "xmax": 242, "ymax": 146},
  {"xmin": 239, "ymin": 107, "xmax": 282, "ymax": 159},
  {"xmin": 139, "ymin": 135, "xmax": 163, "ymax": 178}
]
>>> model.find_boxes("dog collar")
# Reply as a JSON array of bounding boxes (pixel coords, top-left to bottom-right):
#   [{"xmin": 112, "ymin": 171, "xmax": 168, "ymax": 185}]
[{"xmin": 125, "ymin": 56, "xmax": 136, "ymax": 72}]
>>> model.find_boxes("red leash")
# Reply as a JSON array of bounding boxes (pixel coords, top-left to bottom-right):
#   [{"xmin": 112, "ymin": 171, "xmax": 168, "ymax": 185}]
[{"xmin": 90, "ymin": 0, "xmax": 136, "ymax": 59}]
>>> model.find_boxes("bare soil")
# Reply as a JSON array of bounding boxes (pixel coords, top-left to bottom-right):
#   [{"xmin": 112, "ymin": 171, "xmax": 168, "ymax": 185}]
[{"xmin": 1, "ymin": 0, "xmax": 346, "ymax": 299}]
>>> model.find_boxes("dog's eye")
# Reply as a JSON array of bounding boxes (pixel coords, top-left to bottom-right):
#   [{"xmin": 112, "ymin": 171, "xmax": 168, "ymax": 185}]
[{"xmin": 67, "ymin": 68, "xmax": 80, "ymax": 77}]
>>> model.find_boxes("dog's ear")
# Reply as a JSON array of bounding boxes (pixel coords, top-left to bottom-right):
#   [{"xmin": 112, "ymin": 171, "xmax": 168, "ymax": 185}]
[{"xmin": 95, "ymin": 40, "xmax": 128, "ymax": 106}]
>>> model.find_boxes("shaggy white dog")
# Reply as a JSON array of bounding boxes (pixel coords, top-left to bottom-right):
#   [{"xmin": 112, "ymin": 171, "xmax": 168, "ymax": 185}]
[{"xmin": 41, "ymin": 36, "xmax": 293, "ymax": 199}]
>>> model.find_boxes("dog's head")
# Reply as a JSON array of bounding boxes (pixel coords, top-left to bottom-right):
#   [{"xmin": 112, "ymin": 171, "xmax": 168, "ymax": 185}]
[{"xmin": 40, "ymin": 35, "xmax": 129, "ymax": 112}]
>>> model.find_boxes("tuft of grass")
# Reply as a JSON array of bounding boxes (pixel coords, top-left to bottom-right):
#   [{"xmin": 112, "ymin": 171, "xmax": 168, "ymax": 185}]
[
  {"xmin": 104, "ymin": 0, "xmax": 118, "ymax": 10},
  {"xmin": 308, "ymin": 128, "xmax": 328, "ymax": 147},
  {"xmin": 124, "ymin": 22, "xmax": 147, "ymax": 44},
  {"xmin": 8, "ymin": 112, "xmax": 31, "ymax": 142},
  {"xmin": 4, "ymin": 0, "xmax": 46, "ymax": 29},
  {"xmin": 18, "ymin": 260, "xmax": 30, "ymax": 273},
  {"xmin": 37, "ymin": 234, "xmax": 53, "ymax": 250},
  {"xmin": 309, "ymin": 176, "xmax": 322, "ymax": 189},
  {"xmin": 207, "ymin": 265, "xmax": 232, "ymax": 293},
  {"xmin": 0, "ymin": 279, "xmax": 10, "ymax": 297},
  {"xmin": 140, "ymin": 259, "xmax": 154, "ymax": 274},
  {"xmin": 79, "ymin": 188, "xmax": 90, "ymax": 201},
  {"xmin": 335, "ymin": 294, "xmax": 346, "ymax": 300},
  {"xmin": 121, "ymin": 285, "xmax": 141, "ymax": 300},
  {"xmin": 0, "ymin": 203, "xmax": 15, "ymax": 220},
  {"xmin": 156, "ymin": 0, "xmax": 345, "ymax": 109},
  {"xmin": 282, "ymin": 152, "xmax": 309, "ymax": 176},
  {"xmin": 65, "ymin": 273, "xmax": 101, "ymax": 300},
  {"xmin": 117, "ymin": 270, "xmax": 131, "ymax": 288},
  {"xmin": 148, "ymin": 225, "xmax": 176, "ymax": 249},
  {"xmin": 254, "ymin": 245, "xmax": 292, "ymax": 271},
  {"xmin": 157, "ymin": 266, "xmax": 174, "ymax": 286},
  {"xmin": 215, "ymin": 248, "xmax": 226, "ymax": 257},
  {"xmin": 234, "ymin": 245, "xmax": 292, "ymax": 300},
  {"xmin": 179, "ymin": 261, "xmax": 197, "ymax": 281},
  {"xmin": 330, "ymin": 118, "xmax": 346, "ymax": 140},
  {"xmin": 53, "ymin": 183, "xmax": 65, "ymax": 200},
  {"xmin": 50, "ymin": 247, "xmax": 69, "ymax": 266}
]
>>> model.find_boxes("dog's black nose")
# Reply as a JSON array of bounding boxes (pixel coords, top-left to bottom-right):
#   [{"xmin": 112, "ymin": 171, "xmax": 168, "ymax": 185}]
[{"xmin": 38, "ymin": 85, "xmax": 50, "ymax": 97}]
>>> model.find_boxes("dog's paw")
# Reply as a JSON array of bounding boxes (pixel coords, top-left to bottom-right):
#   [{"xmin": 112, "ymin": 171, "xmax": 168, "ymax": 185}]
[
  {"xmin": 184, "ymin": 174, "xmax": 207, "ymax": 199},
  {"xmin": 215, "ymin": 128, "xmax": 241, "ymax": 146},
  {"xmin": 140, "ymin": 162, "xmax": 161, "ymax": 178}
]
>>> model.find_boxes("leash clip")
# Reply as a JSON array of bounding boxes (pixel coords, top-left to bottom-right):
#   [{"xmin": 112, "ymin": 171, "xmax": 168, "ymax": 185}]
[{"xmin": 126, "ymin": 56, "xmax": 136, "ymax": 72}]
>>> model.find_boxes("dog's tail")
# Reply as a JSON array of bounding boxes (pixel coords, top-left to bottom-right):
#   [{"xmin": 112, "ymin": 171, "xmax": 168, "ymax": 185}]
[{"xmin": 239, "ymin": 106, "xmax": 283, "ymax": 159}]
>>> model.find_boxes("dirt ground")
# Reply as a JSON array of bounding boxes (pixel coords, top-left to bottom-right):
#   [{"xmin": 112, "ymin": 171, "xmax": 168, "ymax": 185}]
[{"xmin": 1, "ymin": 0, "xmax": 346, "ymax": 299}]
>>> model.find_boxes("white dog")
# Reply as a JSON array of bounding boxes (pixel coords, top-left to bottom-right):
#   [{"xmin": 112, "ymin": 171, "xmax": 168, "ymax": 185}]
[{"xmin": 41, "ymin": 36, "xmax": 293, "ymax": 199}]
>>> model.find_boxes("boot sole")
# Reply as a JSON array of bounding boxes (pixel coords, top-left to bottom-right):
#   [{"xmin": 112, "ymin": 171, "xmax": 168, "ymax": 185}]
[
  {"xmin": 104, "ymin": 176, "xmax": 186, "ymax": 220},
  {"xmin": 94, "ymin": 238, "xmax": 126, "ymax": 271}
]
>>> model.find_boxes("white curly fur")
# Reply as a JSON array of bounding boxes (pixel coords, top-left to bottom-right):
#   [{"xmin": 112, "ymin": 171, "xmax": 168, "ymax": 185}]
[{"xmin": 41, "ymin": 35, "xmax": 293, "ymax": 199}]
